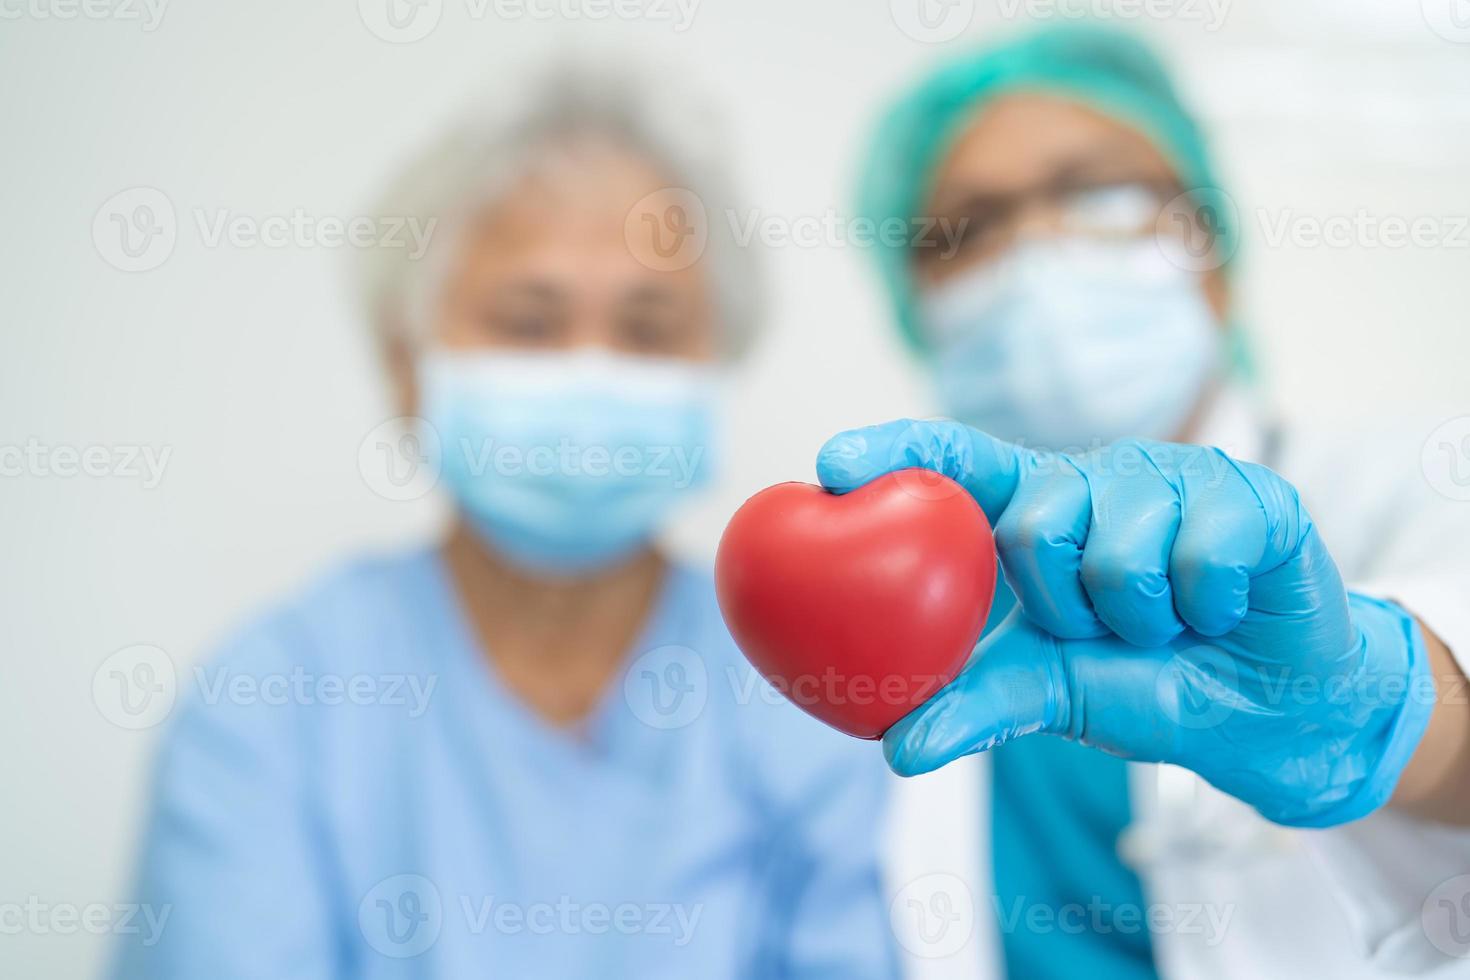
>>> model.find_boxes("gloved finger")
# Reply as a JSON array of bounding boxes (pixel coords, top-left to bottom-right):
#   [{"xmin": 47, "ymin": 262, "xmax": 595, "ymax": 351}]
[
  {"xmin": 1077, "ymin": 442, "xmax": 1187, "ymax": 648},
  {"xmin": 882, "ymin": 609, "xmax": 1254, "ymax": 777},
  {"xmin": 881, "ymin": 609, "xmax": 1062, "ymax": 777},
  {"xmin": 992, "ymin": 460, "xmax": 1107, "ymax": 639},
  {"xmin": 1169, "ymin": 449, "xmax": 1266, "ymax": 636},
  {"xmin": 815, "ymin": 418, "xmax": 1026, "ymax": 524},
  {"xmin": 1230, "ymin": 521, "xmax": 1348, "ymax": 668},
  {"xmin": 1232, "ymin": 459, "xmax": 1313, "ymax": 574},
  {"xmin": 1220, "ymin": 459, "xmax": 1351, "ymax": 660}
]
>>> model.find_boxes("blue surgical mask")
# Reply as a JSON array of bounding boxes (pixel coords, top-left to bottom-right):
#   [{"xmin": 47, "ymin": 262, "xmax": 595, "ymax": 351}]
[
  {"xmin": 419, "ymin": 347, "xmax": 717, "ymax": 575},
  {"xmin": 920, "ymin": 237, "xmax": 1221, "ymax": 452}
]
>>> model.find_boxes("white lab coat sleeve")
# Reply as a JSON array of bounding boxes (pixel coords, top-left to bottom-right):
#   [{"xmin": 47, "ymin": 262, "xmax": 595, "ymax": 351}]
[{"xmin": 1298, "ymin": 425, "xmax": 1470, "ymax": 974}]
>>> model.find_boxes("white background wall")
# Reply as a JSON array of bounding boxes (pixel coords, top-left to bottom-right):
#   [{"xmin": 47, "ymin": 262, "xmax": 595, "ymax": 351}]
[{"xmin": 2, "ymin": 1, "xmax": 1468, "ymax": 976}]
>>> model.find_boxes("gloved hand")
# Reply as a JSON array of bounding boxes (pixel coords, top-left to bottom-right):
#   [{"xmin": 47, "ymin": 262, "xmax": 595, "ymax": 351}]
[{"xmin": 816, "ymin": 419, "xmax": 1434, "ymax": 828}]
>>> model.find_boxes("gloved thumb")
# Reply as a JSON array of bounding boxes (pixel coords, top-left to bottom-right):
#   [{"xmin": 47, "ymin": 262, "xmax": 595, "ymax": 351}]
[
  {"xmin": 881, "ymin": 609, "xmax": 1061, "ymax": 776},
  {"xmin": 884, "ymin": 612, "xmax": 1244, "ymax": 777}
]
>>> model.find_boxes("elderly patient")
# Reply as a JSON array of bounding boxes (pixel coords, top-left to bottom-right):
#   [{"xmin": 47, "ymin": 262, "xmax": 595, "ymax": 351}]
[{"xmin": 114, "ymin": 64, "xmax": 895, "ymax": 979}]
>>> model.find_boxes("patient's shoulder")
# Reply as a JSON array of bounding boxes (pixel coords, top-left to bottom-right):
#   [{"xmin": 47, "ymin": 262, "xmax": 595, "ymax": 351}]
[{"xmin": 197, "ymin": 546, "xmax": 441, "ymax": 678}]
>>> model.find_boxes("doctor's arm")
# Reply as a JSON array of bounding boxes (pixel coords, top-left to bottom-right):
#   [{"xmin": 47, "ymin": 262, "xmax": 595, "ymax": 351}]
[
  {"xmin": 1390, "ymin": 625, "xmax": 1470, "ymax": 824},
  {"xmin": 1348, "ymin": 436, "xmax": 1470, "ymax": 826},
  {"xmin": 814, "ymin": 418, "xmax": 1456, "ymax": 830}
]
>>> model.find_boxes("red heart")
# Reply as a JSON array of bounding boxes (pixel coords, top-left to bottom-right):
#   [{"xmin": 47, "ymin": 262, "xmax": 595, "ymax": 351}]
[{"xmin": 715, "ymin": 469, "xmax": 997, "ymax": 740}]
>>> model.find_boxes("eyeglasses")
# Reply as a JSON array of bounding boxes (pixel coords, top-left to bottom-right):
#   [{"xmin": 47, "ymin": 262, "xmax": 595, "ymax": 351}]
[{"xmin": 915, "ymin": 178, "xmax": 1185, "ymax": 269}]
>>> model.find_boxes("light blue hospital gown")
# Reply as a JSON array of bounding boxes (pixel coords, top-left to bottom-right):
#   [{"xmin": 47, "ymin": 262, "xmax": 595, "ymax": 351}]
[{"xmin": 113, "ymin": 547, "xmax": 897, "ymax": 979}]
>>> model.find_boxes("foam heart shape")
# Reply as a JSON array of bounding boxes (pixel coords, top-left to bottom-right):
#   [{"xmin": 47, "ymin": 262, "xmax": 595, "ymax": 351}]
[{"xmin": 715, "ymin": 469, "xmax": 997, "ymax": 739}]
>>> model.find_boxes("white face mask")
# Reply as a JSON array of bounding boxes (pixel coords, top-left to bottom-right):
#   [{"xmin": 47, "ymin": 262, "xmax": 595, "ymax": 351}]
[{"xmin": 920, "ymin": 237, "xmax": 1222, "ymax": 452}]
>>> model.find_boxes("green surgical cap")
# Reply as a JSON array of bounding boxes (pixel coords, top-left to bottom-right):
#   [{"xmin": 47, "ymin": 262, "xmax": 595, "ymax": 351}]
[{"xmin": 857, "ymin": 24, "xmax": 1238, "ymax": 354}]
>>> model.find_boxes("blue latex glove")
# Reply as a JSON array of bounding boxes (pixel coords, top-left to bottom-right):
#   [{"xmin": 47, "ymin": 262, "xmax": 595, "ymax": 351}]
[{"xmin": 816, "ymin": 419, "xmax": 1435, "ymax": 828}]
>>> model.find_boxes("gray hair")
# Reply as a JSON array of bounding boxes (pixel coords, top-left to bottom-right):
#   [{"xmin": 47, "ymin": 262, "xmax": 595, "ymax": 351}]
[{"xmin": 354, "ymin": 59, "xmax": 761, "ymax": 360}]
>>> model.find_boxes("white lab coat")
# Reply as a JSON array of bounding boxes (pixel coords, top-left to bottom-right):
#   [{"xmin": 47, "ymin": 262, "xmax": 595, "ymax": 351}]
[{"xmin": 883, "ymin": 388, "xmax": 1470, "ymax": 978}]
